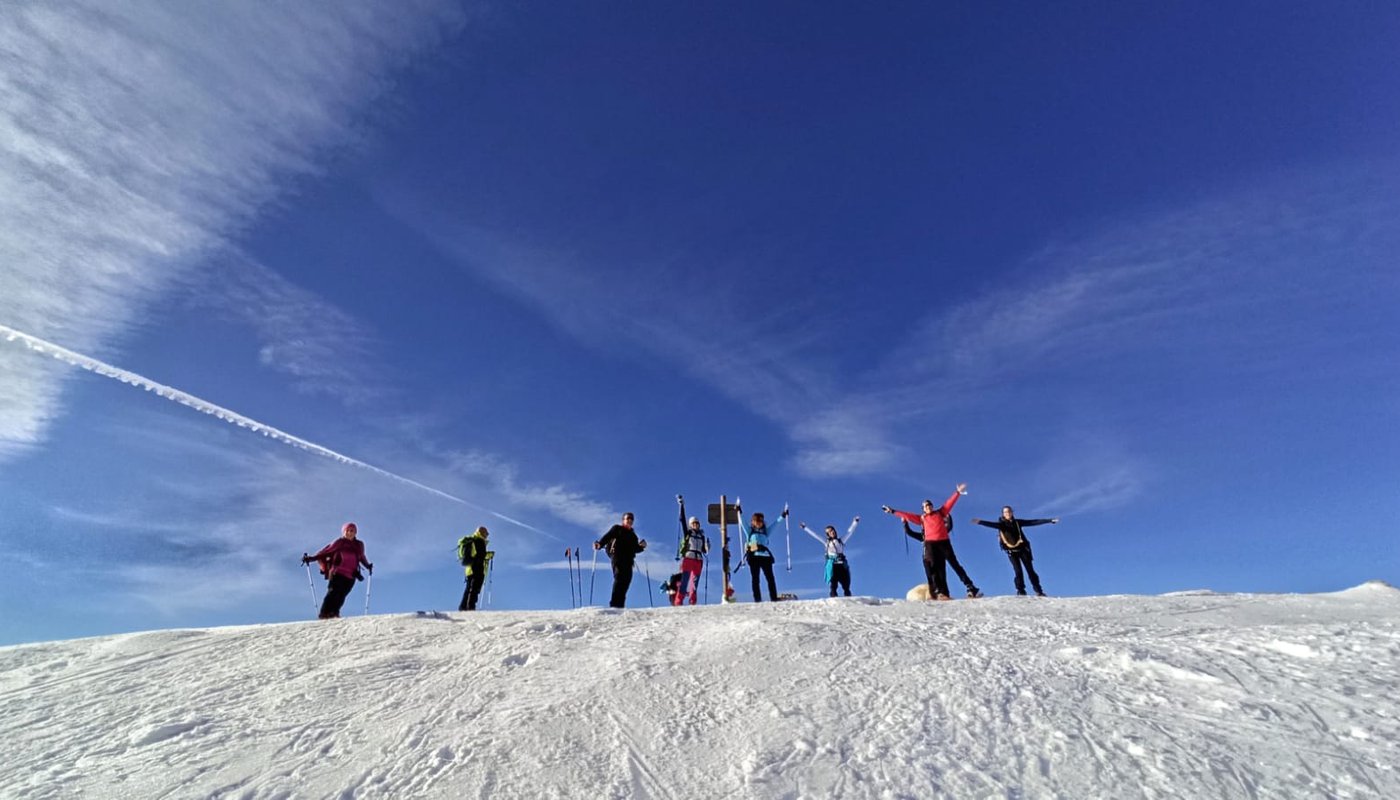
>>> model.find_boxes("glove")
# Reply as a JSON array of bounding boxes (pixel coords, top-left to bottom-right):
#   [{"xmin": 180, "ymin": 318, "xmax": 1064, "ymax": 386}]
[
  {"xmin": 1051, "ymin": 518, "xmax": 1060, "ymax": 524},
  {"xmin": 972, "ymin": 518, "xmax": 982, "ymax": 525},
  {"xmin": 593, "ymin": 541, "xmax": 602, "ymax": 550},
  {"xmin": 301, "ymin": 555, "xmax": 312, "ymax": 564},
  {"xmin": 365, "ymin": 563, "xmax": 373, "ymax": 574},
  {"xmin": 780, "ymin": 509, "xmax": 789, "ymax": 519},
  {"xmin": 881, "ymin": 505, "xmax": 892, "ymax": 514},
  {"xmin": 485, "ymin": 551, "xmax": 495, "ymax": 560},
  {"xmin": 638, "ymin": 540, "xmax": 647, "ymax": 551}
]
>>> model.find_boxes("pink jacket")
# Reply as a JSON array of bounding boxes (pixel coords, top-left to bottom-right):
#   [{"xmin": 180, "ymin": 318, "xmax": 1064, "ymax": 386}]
[
  {"xmin": 891, "ymin": 490, "xmax": 961, "ymax": 542},
  {"xmin": 313, "ymin": 537, "xmax": 368, "ymax": 579}
]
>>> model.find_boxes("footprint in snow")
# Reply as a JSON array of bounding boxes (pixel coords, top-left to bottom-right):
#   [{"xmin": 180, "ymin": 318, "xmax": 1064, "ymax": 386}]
[{"xmin": 131, "ymin": 719, "xmax": 206, "ymax": 747}]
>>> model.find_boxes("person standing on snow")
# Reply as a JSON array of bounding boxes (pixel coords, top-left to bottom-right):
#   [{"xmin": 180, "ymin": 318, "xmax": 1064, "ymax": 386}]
[
  {"xmin": 303, "ymin": 522, "xmax": 373, "ymax": 619},
  {"xmin": 595, "ymin": 512, "xmax": 647, "ymax": 609},
  {"xmin": 883, "ymin": 484, "xmax": 982, "ymax": 600},
  {"xmin": 737, "ymin": 507, "xmax": 785, "ymax": 602},
  {"xmin": 801, "ymin": 516, "xmax": 860, "ymax": 597},
  {"xmin": 457, "ymin": 526, "xmax": 495, "ymax": 611},
  {"xmin": 972, "ymin": 506, "xmax": 1059, "ymax": 596},
  {"xmin": 674, "ymin": 516, "xmax": 709, "ymax": 606}
]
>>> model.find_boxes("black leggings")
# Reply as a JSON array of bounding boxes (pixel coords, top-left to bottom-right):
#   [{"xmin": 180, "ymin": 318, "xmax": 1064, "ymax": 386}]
[
  {"xmin": 609, "ymin": 561, "xmax": 634, "ymax": 608},
  {"xmin": 459, "ymin": 572, "xmax": 486, "ymax": 611},
  {"xmin": 1008, "ymin": 549, "xmax": 1042, "ymax": 595},
  {"xmin": 922, "ymin": 540, "xmax": 976, "ymax": 598},
  {"xmin": 829, "ymin": 562, "xmax": 851, "ymax": 597},
  {"xmin": 748, "ymin": 553, "xmax": 778, "ymax": 601},
  {"xmin": 320, "ymin": 573, "xmax": 355, "ymax": 618}
]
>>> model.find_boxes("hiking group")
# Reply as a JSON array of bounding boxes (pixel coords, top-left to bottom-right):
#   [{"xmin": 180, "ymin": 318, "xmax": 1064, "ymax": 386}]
[{"xmin": 299, "ymin": 483, "xmax": 1061, "ymax": 618}]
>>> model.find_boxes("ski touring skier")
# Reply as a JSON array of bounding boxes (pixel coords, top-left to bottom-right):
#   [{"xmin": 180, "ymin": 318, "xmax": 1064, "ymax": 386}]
[
  {"xmin": 457, "ymin": 526, "xmax": 494, "ymax": 611},
  {"xmin": 302, "ymin": 522, "xmax": 373, "ymax": 619},
  {"xmin": 595, "ymin": 512, "xmax": 647, "ymax": 608},
  {"xmin": 800, "ymin": 516, "xmax": 860, "ymax": 597},
  {"xmin": 672, "ymin": 516, "xmax": 709, "ymax": 606},
  {"xmin": 737, "ymin": 507, "xmax": 785, "ymax": 602},
  {"xmin": 972, "ymin": 506, "xmax": 1059, "ymax": 596},
  {"xmin": 884, "ymin": 484, "xmax": 983, "ymax": 600}
]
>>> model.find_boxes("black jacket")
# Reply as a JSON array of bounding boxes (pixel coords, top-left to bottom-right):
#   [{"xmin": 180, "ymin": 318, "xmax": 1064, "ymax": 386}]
[
  {"xmin": 598, "ymin": 525, "xmax": 645, "ymax": 564},
  {"xmin": 975, "ymin": 517, "xmax": 1053, "ymax": 552}
]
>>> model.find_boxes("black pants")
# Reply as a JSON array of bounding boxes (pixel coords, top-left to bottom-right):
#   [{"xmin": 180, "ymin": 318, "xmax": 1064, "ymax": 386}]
[
  {"xmin": 922, "ymin": 540, "xmax": 977, "ymax": 598},
  {"xmin": 829, "ymin": 561, "xmax": 851, "ymax": 597},
  {"xmin": 610, "ymin": 561, "xmax": 634, "ymax": 608},
  {"xmin": 320, "ymin": 573, "xmax": 355, "ymax": 618},
  {"xmin": 748, "ymin": 552, "xmax": 778, "ymax": 602},
  {"xmin": 1007, "ymin": 548, "xmax": 1042, "ymax": 595},
  {"xmin": 459, "ymin": 572, "xmax": 486, "ymax": 611}
]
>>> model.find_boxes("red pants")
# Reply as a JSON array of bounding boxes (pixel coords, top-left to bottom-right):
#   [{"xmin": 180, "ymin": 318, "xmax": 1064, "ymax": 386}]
[{"xmin": 674, "ymin": 557, "xmax": 703, "ymax": 605}]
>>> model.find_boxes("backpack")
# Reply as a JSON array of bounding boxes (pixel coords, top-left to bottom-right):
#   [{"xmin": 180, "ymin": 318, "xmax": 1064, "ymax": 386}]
[
  {"xmin": 457, "ymin": 536, "xmax": 478, "ymax": 566},
  {"xmin": 940, "ymin": 510, "xmax": 953, "ymax": 533}
]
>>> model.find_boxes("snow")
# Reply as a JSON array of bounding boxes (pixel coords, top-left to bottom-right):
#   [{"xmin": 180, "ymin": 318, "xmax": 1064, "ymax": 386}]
[{"xmin": 3, "ymin": 586, "xmax": 1398, "ymax": 799}]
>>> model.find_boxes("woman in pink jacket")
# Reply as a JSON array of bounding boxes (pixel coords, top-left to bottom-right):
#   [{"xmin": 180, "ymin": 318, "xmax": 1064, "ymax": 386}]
[{"xmin": 303, "ymin": 522, "xmax": 373, "ymax": 619}]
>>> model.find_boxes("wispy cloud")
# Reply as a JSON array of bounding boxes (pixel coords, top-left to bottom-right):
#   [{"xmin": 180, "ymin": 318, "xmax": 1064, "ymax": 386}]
[
  {"xmin": 190, "ymin": 257, "xmax": 392, "ymax": 406},
  {"xmin": 389, "ymin": 160, "xmax": 1394, "ymax": 479},
  {"xmin": 0, "ymin": 1, "xmax": 461, "ymax": 457},
  {"xmin": 440, "ymin": 448, "xmax": 621, "ymax": 533},
  {"xmin": 50, "ymin": 506, "xmax": 196, "ymax": 534}
]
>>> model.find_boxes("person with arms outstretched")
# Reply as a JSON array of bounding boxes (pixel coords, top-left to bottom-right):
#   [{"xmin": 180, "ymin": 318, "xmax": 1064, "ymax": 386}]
[
  {"xmin": 457, "ymin": 526, "xmax": 495, "ymax": 610},
  {"xmin": 595, "ymin": 512, "xmax": 647, "ymax": 608},
  {"xmin": 973, "ymin": 506, "xmax": 1058, "ymax": 596},
  {"xmin": 303, "ymin": 522, "xmax": 373, "ymax": 619},
  {"xmin": 800, "ymin": 516, "xmax": 860, "ymax": 597},
  {"xmin": 738, "ymin": 507, "xmax": 784, "ymax": 602},
  {"xmin": 884, "ymin": 484, "xmax": 981, "ymax": 600}
]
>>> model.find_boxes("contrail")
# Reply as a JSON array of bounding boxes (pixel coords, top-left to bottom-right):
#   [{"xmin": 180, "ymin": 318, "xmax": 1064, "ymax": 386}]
[{"xmin": 1, "ymin": 323, "xmax": 562, "ymax": 542}]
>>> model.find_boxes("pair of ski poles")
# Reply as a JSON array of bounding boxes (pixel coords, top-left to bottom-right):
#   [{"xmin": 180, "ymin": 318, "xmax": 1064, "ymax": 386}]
[
  {"xmin": 301, "ymin": 555, "xmax": 372, "ymax": 616},
  {"xmin": 582, "ymin": 543, "xmax": 658, "ymax": 608}
]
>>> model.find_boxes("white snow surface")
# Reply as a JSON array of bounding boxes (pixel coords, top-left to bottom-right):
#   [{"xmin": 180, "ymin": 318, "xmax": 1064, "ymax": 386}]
[{"xmin": 3, "ymin": 584, "xmax": 1399, "ymax": 799}]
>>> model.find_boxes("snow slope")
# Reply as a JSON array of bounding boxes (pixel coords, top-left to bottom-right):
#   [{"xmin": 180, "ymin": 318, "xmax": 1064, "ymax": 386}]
[{"xmin": 3, "ymin": 585, "xmax": 1398, "ymax": 799}]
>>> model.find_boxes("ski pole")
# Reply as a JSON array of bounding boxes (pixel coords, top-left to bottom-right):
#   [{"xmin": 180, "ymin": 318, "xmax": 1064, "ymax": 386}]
[
  {"xmin": 566, "ymin": 548, "xmax": 575, "ymax": 608},
  {"xmin": 363, "ymin": 571, "xmax": 372, "ymax": 615},
  {"xmin": 641, "ymin": 555, "xmax": 654, "ymax": 607},
  {"xmin": 590, "ymin": 547, "xmax": 598, "ymax": 605},
  {"xmin": 784, "ymin": 502, "xmax": 792, "ymax": 572},
  {"xmin": 574, "ymin": 548, "xmax": 583, "ymax": 606},
  {"xmin": 676, "ymin": 494, "xmax": 685, "ymax": 562},
  {"xmin": 302, "ymin": 554, "xmax": 318, "ymax": 612},
  {"xmin": 486, "ymin": 564, "xmax": 493, "ymax": 607}
]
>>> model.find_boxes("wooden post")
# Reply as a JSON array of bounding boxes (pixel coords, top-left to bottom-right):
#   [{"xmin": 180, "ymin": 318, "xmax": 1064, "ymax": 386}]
[{"xmin": 720, "ymin": 494, "xmax": 732, "ymax": 603}]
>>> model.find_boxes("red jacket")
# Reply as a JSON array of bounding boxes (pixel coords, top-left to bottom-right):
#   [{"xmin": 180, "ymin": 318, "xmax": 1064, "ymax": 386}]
[
  {"xmin": 313, "ymin": 537, "xmax": 368, "ymax": 579},
  {"xmin": 891, "ymin": 490, "xmax": 961, "ymax": 542}
]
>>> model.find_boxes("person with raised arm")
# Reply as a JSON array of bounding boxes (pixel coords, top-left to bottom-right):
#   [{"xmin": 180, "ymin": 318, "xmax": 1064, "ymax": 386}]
[
  {"xmin": 972, "ymin": 505, "xmax": 1059, "ymax": 596},
  {"xmin": 673, "ymin": 516, "xmax": 709, "ymax": 605},
  {"xmin": 800, "ymin": 516, "xmax": 860, "ymax": 597},
  {"xmin": 737, "ymin": 506, "xmax": 785, "ymax": 602},
  {"xmin": 883, "ymin": 484, "xmax": 982, "ymax": 600}
]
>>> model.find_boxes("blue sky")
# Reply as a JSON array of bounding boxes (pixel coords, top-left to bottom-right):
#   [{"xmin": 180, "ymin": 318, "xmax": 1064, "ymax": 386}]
[{"xmin": 2, "ymin": 2, "xmax": 1398, "ymax": 645}]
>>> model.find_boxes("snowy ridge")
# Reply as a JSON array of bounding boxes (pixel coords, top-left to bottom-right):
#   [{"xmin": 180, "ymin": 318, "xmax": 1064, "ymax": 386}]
[{"xmin": 3, "ymin": 588, "xmax": 1398, "ymax": 798}]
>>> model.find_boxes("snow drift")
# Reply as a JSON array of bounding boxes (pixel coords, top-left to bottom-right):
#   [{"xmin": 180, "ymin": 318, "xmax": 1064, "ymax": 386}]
[{"xmin": 3, "ymin": 585, "xmax": 1398, "ymax": 798}]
